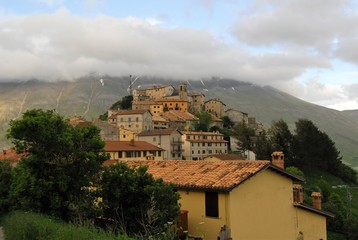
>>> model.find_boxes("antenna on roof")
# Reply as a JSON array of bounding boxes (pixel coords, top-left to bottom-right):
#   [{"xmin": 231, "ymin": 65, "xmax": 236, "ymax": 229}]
[{"xmin": 127, "ymin": 75, "xmax": 140, "ymax": 95}]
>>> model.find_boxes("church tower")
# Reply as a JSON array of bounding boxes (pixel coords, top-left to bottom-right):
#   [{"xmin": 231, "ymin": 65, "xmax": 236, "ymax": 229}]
[{"xmin": 178, "ymin": 82, "xmax": 188, "ymax": 101}]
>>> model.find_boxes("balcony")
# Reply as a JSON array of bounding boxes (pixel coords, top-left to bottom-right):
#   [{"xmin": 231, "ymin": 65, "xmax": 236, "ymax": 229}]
[
  {"xmin": 172, "ymin": 148, "xmax": 184, "ymax": 153},
  {"xmin": 171, "ymin": 140, "xmax": 183, "ymax": 145}
]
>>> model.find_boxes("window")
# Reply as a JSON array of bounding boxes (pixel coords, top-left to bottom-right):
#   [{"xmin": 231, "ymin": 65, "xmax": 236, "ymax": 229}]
[
  {"xmin": 136, "ymin": 117, "xmax": 139, "ymax": 122},
  {"xmin": 128, "ymin": 117, "xmax": 131, "ymax": 122},
  {"xmin": 202, "ymin": 150, "xmax": 206, "ymax": 154},
  {"xmin": 198, "ymin": 150, "xmax": 200, "ymax": 154},
  {"xmin": 192, "ymin": 150, "xmax": 194, "ymax": 154},
  {"xmin": 158, "ymin": 151, "xmax": 161, "ymax": 157},
  {"xmin": 205, "ymin": 192, "xmax": 219, "ymax": 217},
  {"xmin": 153, "ymin": 137, "xmax": 156, "ymax": 142},
  {"xmin": 208, "ymin": 143, "xmax": 212, "ymax": 146},
  {"xmin": 123, "ymin": 134, "xmax": 126, "ymax": 139},
  {"xmin": 120, "ymin": 118, "xmax": 124, "ymax": 122},
  {"xmin": 202, "ymin": 143, "xmax": 205, "ymax": 146},
  {"xmin": 209, "ymin": 150, "xmax": 212, "ymax": 154},
  {"xmin": 118, "ymin": 151, "xmax": 123, "ymax": 158}
]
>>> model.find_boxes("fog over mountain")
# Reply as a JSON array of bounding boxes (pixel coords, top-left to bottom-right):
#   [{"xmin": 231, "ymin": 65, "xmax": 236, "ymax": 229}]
[{"xmin": 0, "ymin": 76, "xmax": 357, "ymax": 169}]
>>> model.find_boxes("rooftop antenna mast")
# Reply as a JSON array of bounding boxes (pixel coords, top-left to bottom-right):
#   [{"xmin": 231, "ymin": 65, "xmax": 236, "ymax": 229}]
[{"xmin": 129, "ymin": 75, "xmax": 132, "ymax": 96}]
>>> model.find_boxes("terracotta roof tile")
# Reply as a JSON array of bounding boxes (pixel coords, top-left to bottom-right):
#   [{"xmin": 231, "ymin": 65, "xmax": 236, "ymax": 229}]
[
  {"xmin": 113, "ymin": 160, "xmax": 271, "ymax": 191},
  {"xmin": 204, "ymin": 154, "xmax": 244, "ymax": 160},
  {"xmin": 114, "ymin": 110, "xmax": 149, "ymax": 115},
  {"xmin": 156, "ymin": 98, "xmax": 188, "ymax": 103},
  {"xmin": 161, "ymin": 112, "xmax": 185, "ymax": 122},
  {"xmin": 152, "ymin": 115, "xmax": 168, "ymax": 122},
  {"xmin": 105, "ymin": 140, "xmax": 163, "ymax": 151},
  {"xmin": 0, "ymin": 149, "xmax": 28, "ymax": 163},
  {"xmin": 132, "ymin": 101, "xmax": 157, "ymax": 105},
  {"xmin": 181, "ymin": 131, "xmax": 223, "ymax": 136}
]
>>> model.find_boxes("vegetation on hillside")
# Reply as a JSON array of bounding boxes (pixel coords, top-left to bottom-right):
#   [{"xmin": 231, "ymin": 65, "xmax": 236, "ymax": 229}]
[
  {"xmin": 193, "ymin": 111, "xmax": 213, "ymax": 131},
  {"xmin": 0, "ymin": 109, "xmax": 180, "ymax": 239},
  {"xmin": 99, "ymin": 95, "xmax": 133, "ymax": 120}
]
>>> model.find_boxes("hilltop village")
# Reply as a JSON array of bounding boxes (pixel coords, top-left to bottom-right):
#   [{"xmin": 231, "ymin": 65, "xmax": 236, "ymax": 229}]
[
  {"xmin": 63, "ymin": 82, "xmax": 333, "ymax": 240},
  {"xmin": 72, "ymin": 82, "xmax": 263, "ymax": 161}
]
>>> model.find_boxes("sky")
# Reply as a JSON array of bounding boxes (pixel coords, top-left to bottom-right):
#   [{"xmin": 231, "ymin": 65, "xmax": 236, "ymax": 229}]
[{"xmin": 1, "ymin": 0, "xmax": 358, "ymax": 111}]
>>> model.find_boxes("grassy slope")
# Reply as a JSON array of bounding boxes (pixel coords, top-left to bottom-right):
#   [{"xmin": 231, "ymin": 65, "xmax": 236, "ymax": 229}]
[
  {"xmin": 1, "ymin": 77, "xmax": 358, "ymax": 167},
  {"xmin": 0, "ymin": 211, "xmax": 133, "ymax": 240}
]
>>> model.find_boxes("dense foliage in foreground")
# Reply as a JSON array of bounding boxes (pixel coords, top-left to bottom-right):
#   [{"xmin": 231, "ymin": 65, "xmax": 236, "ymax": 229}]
[
  {"xmin": 0, "ymin": 109, "xmax": 180, "ymax": 238},
  {"xmin": 0, "ymin": 211, "xmax": 133, "ymax": 240}
]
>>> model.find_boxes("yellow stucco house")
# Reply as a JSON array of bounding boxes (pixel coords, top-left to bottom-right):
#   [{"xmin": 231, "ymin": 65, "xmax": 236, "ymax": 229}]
[{"xmin": 117, "ymin": 158, "xmax": 333, "ymax": 240}]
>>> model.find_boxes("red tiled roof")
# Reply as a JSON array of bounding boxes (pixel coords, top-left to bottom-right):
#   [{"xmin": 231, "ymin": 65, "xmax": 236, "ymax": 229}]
[
  {"xmin": 170, "ymin": 110, "xmax": 196, "ymax": 121},
  {"xmin": 132, "ymin": 101, "xmax": 158, "ymax": 105},
  {"xmin": 156, "ymin": 98, "xmax": 188, "ymax": 103},
  {"xmin": 114, "ymin": 110, "xmax": 149, "ymax": 115},
  {"xmin": 152, "ymin": 115, "xmax": 168, "ymax": 122},
  {"xmin": 160, "ymin": 111, "xmax": 197, "ymax": 122},
  {"xmin": 138, "ymin": 128, "xmax": 181, "ymax": 136},
  {"xmin": 204, "ymin": 154, "xmax": 244, "ymax": 160},
  {"xmin": 109, "ymin": 160, "xmax": 272, "ymax": 191},
  {"xmin": 181, "ymin": 131, "xmax": 223, "ymax": 135},
  {"xmin": 77, "ymin": 121, "xmax": 92, "ymax": 127},
  {"xmin": 105, "ymin": 140, "xmax": 163, "ymax": 151},
  {"xmin": 186, "ymin": 139, "xmax": 227, "ymax": 143},
  {"xmin": 161, "ymin": 112, "xmax": 185, "ymax": 122},
  {"xmin": 0, "ymin": 149, "xmax": 28, "ymax": 163}
]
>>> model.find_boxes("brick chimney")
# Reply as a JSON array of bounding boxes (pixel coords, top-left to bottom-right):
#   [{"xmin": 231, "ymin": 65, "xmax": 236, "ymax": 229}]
[
  {"xmin": 293, "ymin": 184, "xmax": 304, "ymax": 203},
  {"xmin": 311, "ymin": 192, "xmax": 322, "ymax": 210},
  {"xmin": 271, "ymin": 151, "xmax": 284, "ymax": 168},
  {"xmin": 130, "ymin": 139, "xmax": 135, "ymax": 146}
]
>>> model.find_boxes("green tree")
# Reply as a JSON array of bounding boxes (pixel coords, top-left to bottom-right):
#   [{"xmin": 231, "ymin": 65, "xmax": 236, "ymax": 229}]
[
  {"xmin": 99, "ymin": 95, "xmax": 133, "ymax": 120},
  {"xmin": 268, "ymin": 119, "xmax": 294, "ymax": 166},
  {"xmin": 99, "ymin": 163, "xmax": 180, "ymax": 237},
  {"xmin": 324, "ymin": 192, "xmax": 346, "ymax": 233},
  {"xmin": 285, "ymin": 166, "xmax": 305, "ymax": 178},
  {"xmin": 292, "ymin": 119, "xmax": 356, "ymax": 183},
  {"xmin": 0, "ymin": 160, "xmax": 12, "ymax": 215},
  {"xmin": 221, "ymin": 116, "xmax": 234, "ymax": 129},
  {"xmin": 7, "ymin": 109, "xmax": 107, "ymax": 220},
  {"xmin": 254, "ymin": 130, "xmax": 272, "ymax": 160},
  {"xmin": 193, "ymin": 111, "xmax": 213, "ymax": 132},
  {"xmin": 234, "ymin": 121, "xmax": 255, "ymax": 152}
]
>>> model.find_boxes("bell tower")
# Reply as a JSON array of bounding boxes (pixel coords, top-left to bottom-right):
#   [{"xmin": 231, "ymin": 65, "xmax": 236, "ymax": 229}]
[{"xmin": 179, "ymin": 82, "xmax": 188, "ymax": 101}]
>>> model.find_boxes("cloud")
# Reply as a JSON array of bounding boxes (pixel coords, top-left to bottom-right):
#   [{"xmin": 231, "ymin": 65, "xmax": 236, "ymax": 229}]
[
  {"xmin": 0, "ymin": 8, "xmax": 330, "ymax": 84},
  {"xmin": 231, "ymin": 0, "xmax": 354, "ymax": 54},
  {"xmin": 0, "ymin": 5, "xmax": 357, "ymax": 110}
]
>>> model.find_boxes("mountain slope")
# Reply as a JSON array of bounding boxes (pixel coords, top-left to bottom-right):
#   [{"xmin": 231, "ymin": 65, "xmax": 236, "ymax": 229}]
[{"xmin": 0, "ymin": 77, "xmax": 357, "ymax": 168}]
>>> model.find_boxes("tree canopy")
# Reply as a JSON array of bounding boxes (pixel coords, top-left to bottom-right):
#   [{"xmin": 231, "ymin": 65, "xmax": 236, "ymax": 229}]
[
  {"xmin": 99, "ymin": 163, "xmax": 180, "ymax": 237},
  {"xmin": 193, "ymin": 111, "xmax": 213, "ymax": 132},
  {"xmin": 7, "ymin": 109, "xmax": 107, "ymax": 219}
]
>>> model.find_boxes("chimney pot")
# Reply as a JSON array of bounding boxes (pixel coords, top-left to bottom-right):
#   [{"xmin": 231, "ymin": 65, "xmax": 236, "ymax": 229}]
[
  {"xmin": 311, "ymin": 192, "xmax": 322, "ymax": 210},
  {"xmin": 271, "ymin": 151, "xmax": 285, "ymax": 168},
  {"xmin": 293, "ymin": 184, "xmax": 304, "ymax": 203}
]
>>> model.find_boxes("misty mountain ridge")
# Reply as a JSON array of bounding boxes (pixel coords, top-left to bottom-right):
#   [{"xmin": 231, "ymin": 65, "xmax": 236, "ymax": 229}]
[{"xmin": 0, "ymin": 76, "xmax": 357, "ymax": 169}]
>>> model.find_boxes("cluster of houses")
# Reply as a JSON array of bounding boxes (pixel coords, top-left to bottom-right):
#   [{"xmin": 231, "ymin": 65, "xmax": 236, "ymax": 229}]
[
  {"xmin": 1, "ymin": 82, "xmax": 333, "ymax": 240},
  {"xmin": 83, "ymin": 82, "xmax": 261, "ymax": 161}
]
